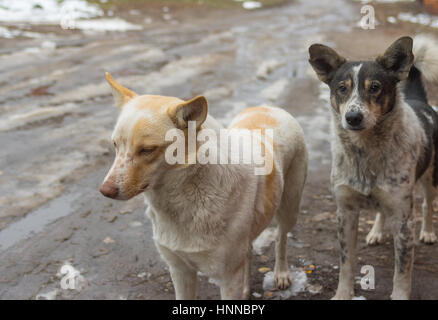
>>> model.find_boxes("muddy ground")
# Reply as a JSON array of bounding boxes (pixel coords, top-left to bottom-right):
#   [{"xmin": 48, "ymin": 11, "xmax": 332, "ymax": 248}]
[{"xmin": 0, "ymin": 0, "xmax": 437, "ymax": 300}]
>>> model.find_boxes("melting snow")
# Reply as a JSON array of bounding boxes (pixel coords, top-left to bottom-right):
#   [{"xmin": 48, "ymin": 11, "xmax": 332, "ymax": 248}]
[
  {"xmin": 72, "ymin": 18, "xmax": 142, "ymax": 32},
  {"xmin": 253, "ymin": 227, "xmax": 277, "ymax": 255},
  {"xmin": 36, "ymin": 289, "xmax": 58, "ymax": 300},
  {"xmin": 0, "ymin": 0, "xmax": 141, "ymax": 33},
  {"xmin": 395, "ymin": 12, "xmax": 438, "ymax": 28},
  {"xmin": 0, "ymin": 0, "xmax": 103, "ymax": 24},
  {"xmin": 262, "ymin": 265, "xmax": 308, "ymax": 299},
  {"xmin": 242, "ymin": 1, "xmax": 263, "ymax": 10}
]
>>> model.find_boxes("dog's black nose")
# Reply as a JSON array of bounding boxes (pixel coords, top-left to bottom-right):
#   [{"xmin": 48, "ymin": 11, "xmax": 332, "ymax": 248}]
[{"xmin": 345, "ymin": 111, "xmax": 363, "ymax": 127}]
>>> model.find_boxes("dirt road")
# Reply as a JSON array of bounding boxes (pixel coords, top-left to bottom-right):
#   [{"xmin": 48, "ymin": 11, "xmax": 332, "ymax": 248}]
[{"xmin": 0, "ymin": 0, "xmax": 437, "ymax": 299}]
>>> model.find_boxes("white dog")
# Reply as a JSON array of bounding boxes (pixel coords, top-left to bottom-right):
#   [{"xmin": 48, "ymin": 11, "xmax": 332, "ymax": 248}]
[{"xmin": 99, "ymin": 73, "xmax": 308, "ymax": 299}]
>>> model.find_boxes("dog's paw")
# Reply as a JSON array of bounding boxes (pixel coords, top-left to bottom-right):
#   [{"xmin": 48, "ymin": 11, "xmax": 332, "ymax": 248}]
[
  {"xmin": 419, "ymin": 230, "xmax": 437, "ymax": 244},
  {"xmin": 274, "ymin": 271, "xmax": 292, "ymax": 290},
  {"xmin": 366, "ymin": 228, "xmax": 383, "ymax": 245}
]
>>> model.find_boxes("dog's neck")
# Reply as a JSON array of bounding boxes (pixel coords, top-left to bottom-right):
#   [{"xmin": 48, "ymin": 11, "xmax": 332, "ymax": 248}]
[
  {"xmin": 143, "ymin": 120, "xmax": 252, "ymax": 252},
  {"xmin": 144, "ymin": 118, "xmax": 251, "ymax": 219}
]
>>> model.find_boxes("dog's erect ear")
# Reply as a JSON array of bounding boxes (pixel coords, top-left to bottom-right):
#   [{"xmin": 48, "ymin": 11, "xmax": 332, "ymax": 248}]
[
  {"xmin": 376, "ymin": 37, "xmax": 414, "ymax": 81},
  {"xmin": 105, "ymin": 72, "xmax": 137, "ymax": 109},
  {"xmin": 309, "ymin": 44, "xmax": 346, "ymax": 84},
  {"xmin": 168, "ymin": 96, "xmax": 208, "ymax": 129}
]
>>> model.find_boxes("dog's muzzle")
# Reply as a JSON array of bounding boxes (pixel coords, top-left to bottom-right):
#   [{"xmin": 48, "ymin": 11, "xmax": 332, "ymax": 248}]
[{"xmin": 100, "ymin": 180, "xmax": 119, "ymax": 199}]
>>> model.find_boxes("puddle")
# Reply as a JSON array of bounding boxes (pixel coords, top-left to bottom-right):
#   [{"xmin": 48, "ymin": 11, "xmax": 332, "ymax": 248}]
[{"xmin": 0, "ymin": 192, "xmax": 80, "ymax": 251}]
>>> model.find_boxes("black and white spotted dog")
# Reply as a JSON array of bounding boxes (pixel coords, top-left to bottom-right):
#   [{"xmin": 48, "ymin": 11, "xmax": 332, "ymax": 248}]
[{"xmin": 308, "ymin": 35, "xmax": 438, "ymax": 300}]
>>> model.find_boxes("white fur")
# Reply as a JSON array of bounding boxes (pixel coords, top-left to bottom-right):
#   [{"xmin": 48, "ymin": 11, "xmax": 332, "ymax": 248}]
[
  {"xmin": 145, "ymin": 107, "xmax": 308, "ymax": 299},
  {"xmin": 103, "ymin": 97, "xmax": 308, "ymax": 300},
  {"xmin": 413, "ymin": 34, "xmax": 438, "ymax": 82}
]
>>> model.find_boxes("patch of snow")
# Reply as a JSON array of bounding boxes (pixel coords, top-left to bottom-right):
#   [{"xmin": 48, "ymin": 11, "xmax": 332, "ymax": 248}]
[
  {"xmin": 0, "ymin": 26, "xmax": 43, "ymax": 39},
  {"xmin": 41, "ymin": 40, "xmax": 57, "ymax": 51},
  {"xmin": 0, "ymin": 0, "xmax": 141, "ymax": 32},
  {"xmin": 397, "ymin": 12, "xmax": 438, "ymax": 28},
  {"xmin": 242, "ymin": 1, "xmax": 263, "ymax": 10},
  {"xmin": 307, "ymin": 283, "xmax": 323, "ymax": 294},
  {"xmin": 208, "ymin": 277, "xmax": 221, "ymax": 287},
  {"xmin": 0, "ymin": 0, "xmax": 103, "ymax": 24},
  {"xmin": 387, "ymin": 16, "xmax": 397, "ymax": 24},
  {"xmin": 0, "ymin": 26, "xmax": 16, "ymax": 38},
  {"xmin": 137, "ymin": 272, "xmax": 151, "ymax": 279},
  {"xmin": 72, "ymin": 18, "xmax": 142, "ymax": 32},
  {"xmin": 253, "ymin": 227, "xmax": 277, "ymax": 255},
  {"xmin": 262, "ymin": 265, "xmax": 308, "ymax": 299},
  {"xmin": 36, "ymin": 289, "xmax": 58, "ymax": 300},
  {"xmin": 129, "ymin": 221, "xmax": 143, "ymax": 228}
]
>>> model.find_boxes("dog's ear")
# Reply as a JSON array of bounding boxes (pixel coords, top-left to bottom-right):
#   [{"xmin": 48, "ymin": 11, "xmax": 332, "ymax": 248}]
[
  {"xmin": 105, "ymin": 72, "xmax": 137, "ymax": 109},
  {"xmin": 168, "ymin": 96, "xmax": 208, "ymax": 129},
  {"xmin": 376, "ymin": 36, "xmax": 413, "ymax": 81},
  {"xmin": 309, "ymin": 44, "xmax": 346, "ymax": 84}
]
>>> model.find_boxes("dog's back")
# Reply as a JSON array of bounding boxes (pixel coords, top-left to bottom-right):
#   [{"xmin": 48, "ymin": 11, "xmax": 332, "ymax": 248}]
[
  {"xmin": 229, "ymin": 106, "xmax": 307, "ymax": 173},
  {"xmin": 228, "ymin": 106, "xmax": 308, "ymax": 239}
]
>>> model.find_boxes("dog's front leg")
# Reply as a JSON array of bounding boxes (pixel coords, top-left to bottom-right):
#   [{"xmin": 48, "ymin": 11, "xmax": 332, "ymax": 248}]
[
  {"xmin": 169, "ymin": 265, "xmax": 198, "ymax": 300},
  {"xmin": 389, "ymin": 195, "xmax": 415, "ymax": 300},
  {"xmin": 156, "ymin": 244, "xmax": 198, "ymax": 300},
  {"xmin": 220, "ymin": 260, "xmax": 247, "ymax": 300},
  {"xmin": 332, "ymin": 207, "xmax": 359, "ymax": 300},
  {"xmin": 332, "ymin": 187, "xmax": 360, "ymax": 300}
]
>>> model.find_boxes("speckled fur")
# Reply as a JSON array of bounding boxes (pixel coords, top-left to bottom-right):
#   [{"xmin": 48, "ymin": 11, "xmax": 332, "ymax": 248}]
[{"xmin": 309, "ymin": 35, "xmax": 438, "ymax": 300}]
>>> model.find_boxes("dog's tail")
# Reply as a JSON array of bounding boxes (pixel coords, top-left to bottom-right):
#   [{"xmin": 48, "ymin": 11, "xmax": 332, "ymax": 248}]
[{"xmin": 404, "ymin": 34, "xmax": 438, "ymax": 102}]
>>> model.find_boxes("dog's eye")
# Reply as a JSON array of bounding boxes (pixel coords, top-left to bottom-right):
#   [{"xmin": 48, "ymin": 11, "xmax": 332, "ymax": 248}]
[
  {"xmin": 139, "ymin": 147, "xmax": 157, "ymax": 156},
  {"xmin": 369, "ymin": 82, "xmax": 381, "ymax": 94},
  {"xmin": 337, "ymin": 84, "xmax": 347, "ymax": 95}
]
